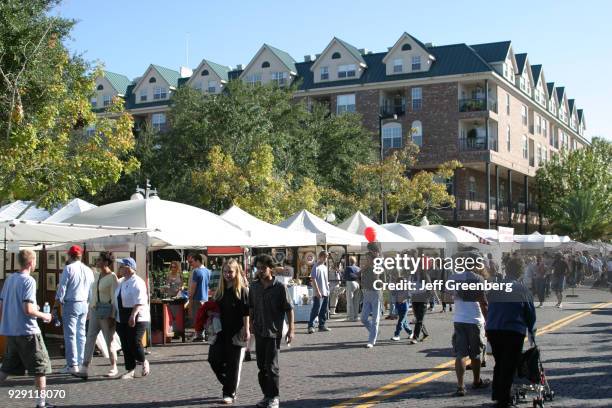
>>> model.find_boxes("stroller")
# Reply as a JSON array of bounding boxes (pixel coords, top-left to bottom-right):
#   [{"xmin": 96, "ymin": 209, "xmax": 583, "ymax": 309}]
[{"xmin": 512, "ymin": 332, "xmax": 555, "ymax": 407}]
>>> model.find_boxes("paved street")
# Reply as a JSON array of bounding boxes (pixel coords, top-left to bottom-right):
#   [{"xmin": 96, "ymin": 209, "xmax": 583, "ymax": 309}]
[{"xmin": 1, "ymin": 286, "xmax": 610, "ymax": 408}]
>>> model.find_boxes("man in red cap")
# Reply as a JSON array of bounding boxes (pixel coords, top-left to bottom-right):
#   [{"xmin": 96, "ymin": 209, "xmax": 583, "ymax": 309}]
[{"xmin": 54, "ymin": 245, "xmax": 95, "ymax": 376}]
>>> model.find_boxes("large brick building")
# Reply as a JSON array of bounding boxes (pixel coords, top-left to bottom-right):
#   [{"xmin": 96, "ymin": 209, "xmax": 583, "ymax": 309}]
[{"xmin": 92, "ymin": 33, "xmax": 588, "ymax": 232}]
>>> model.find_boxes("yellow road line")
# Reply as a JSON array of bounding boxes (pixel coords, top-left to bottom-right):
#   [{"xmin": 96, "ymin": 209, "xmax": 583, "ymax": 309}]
[{"xmin": 333, "ymin": 301, "xmax": 612, "ymax": 407}]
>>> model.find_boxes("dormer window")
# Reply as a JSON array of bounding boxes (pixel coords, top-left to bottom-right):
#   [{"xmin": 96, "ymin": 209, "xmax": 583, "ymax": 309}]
[
  {"xmin": 153, "ymin": 87, "xmax": 167, "ymax": 100},
  {"xmin": 97, "ymin": 84, "xmax": 104, "ymax": 91},
  {"xmin": 401, "ymin": 43, "xmax": 412, "ymax": 51},
  {"xmin": 411, "ymin": 55, "xmax": 421, "ymax": 71},
  {"xmin": 139, "ymin": 89, "xmax": 147, "ymax": 102},
  {"xmin": 207, "ymin": 80, "xmax": 217, "ymax": 93},
  {"xmin": 393, "ymin": 59, "xmax": 403, "ymax": 73},
  {"xmin": 332, "ymin": 52, "xmax": 341, "ymax": 59},
  {"xmin": 338, "ymin": 64, "xmax": 356, "ymax": 78},
  {"xmin": 320, "ymin": 66, "xmax": 329, "ymax": 80},
  {"xmin": 103, "ymin": 95, "xmax": 112, "ymax": 107},
  {"xmin": 271, "ymin": 72, "xmax": 288, "ymax": 86},
  {"xmin": 90, "ymin": 97, "xmax": 97, "ymax": 108},
  {"xmin": 201, "ymin": 69, "xmax": 209, "ymax": 76},
  {"xmin": 149, "ymin": 77, "xmax": 157, "ymax": 83},
  {"xmin": 261, "ymin": 61, "xmax": 270, "ymax": 68},
  {"xmin": 246, "ymin": 73, "xmax": 262, "ymax": 86}
]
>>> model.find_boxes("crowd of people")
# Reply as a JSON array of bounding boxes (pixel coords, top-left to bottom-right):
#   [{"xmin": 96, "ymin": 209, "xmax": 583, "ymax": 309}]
[{"xmin": 0, "ymin": 244, "xmax": 609, "ymax": 408}]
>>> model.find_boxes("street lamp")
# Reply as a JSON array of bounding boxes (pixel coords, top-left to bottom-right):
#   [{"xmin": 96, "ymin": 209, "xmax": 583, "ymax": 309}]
[
  {"xmin": 378, "ymin": 113, "xmax": 398, "ymax": 224},
  {"xmin": 130, "ymin": 179, "xmax": 159, "ymax": 200}
]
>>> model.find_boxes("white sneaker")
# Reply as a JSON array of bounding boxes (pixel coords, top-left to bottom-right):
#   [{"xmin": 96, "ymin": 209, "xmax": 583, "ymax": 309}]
[
  {"xmin": 106, "ymin": 366, "xmax": 119, "ymax": 377},
  {"xmin": 142, "ymin": 360, "xmax": 150, "ymax": 377},
  {"xmin": 62, "ymin": 365, "xmax": 79, "ymax": 375},
  {"xmin": 558, "ymin": 303, "xmax": 563, "ymax": 309},
  {"xmin": 120, "ymin": 370, "xmax": 135, "ymax": 379},
  {"xmin": 74, "ymin": 365, "xmax": 88, "ymax": 379},
  {"xmin": 391, "ymin": 336, "xmax": 400, "ymax": 341},
  {"xmin": 222, "ymin": 396, "xmax": 234, "ymax": 404},
  {"xmin": 366, "ymin": 343, "xmax": 374, "ymax": 348}
]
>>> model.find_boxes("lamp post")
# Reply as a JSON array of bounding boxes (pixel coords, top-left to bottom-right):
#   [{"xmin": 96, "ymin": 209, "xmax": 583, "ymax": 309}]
[{"xmin": 131, "ymin": 179, "xmax": 159, "ymax": 200}]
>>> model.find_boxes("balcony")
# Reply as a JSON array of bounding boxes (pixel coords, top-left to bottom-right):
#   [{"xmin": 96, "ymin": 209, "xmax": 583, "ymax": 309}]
[
  {"xmin": 458, "ymin": 97, "xmax": 498, "ymax": 113},
  {"xmin": 380, "ymin": 93, "xmax": 406, "ymax": 117},
  {"xmin": 459, "ymin": 119, "xmax": 498, "ymax": 151}
]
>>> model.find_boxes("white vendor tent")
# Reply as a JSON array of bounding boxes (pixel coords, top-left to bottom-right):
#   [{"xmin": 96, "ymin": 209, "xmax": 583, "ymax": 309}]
[
  {"xmin": 0, "ymin": 200, "xmax": 52, "ymax": 221},
  {"xmin": 64, "ymin": 198, "xmax": 252, "ymax": 249},
  {"xmin": 382, "ymin": 223, "xmax": 445, "ymax": 249},
  {"xmin": 422, "ymin": 225, "xmax": 480, "ymax": 256},
  {"xmin": 221, "ymin": 205, "xmax": 317, "ymax": 247},
  {"xmin": 339, "ymin": 211, "xmax": 413, "ymax": 252},
  {"xmin": 514, "ymin": 231, "xmax": 562, "ymax": 249},
  {"xmin": 44, "ymin": 198, "xmax": 97, "ymax": 223},
  {"xmin": 278, "ymin": 210, "xmax": 364, "ymax": 251}
]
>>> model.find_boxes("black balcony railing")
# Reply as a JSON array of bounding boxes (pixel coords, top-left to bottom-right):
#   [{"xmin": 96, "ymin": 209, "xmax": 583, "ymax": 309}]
[
  {"xmin": 459, "ymin": 136, "xmax": 498, "ymax": 151},
  {"xmin": 380, "ymin": 99, "xmax": 406, "ymax": 116},
  {"xmin": 459, "ymin": 97, "xmax": 498, "ymax": 113}
]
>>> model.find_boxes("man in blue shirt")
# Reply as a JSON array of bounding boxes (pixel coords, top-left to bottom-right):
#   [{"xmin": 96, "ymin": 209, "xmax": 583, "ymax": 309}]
[
  {"xmin": 54, "ymin": 245, "xmax": 95, "ymax": 375},
  {"xmin": 0, "ymin": 249, "xmax": 54, "ymax": 408},
  {"xmin": 189, "ymin": 254, "xmax": 210, "ymax": 341}
]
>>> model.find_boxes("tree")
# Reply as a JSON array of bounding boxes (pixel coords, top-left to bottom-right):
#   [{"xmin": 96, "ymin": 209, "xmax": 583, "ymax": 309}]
[
  {"xmin": 0, "ymin": 0, "xmax": 137, "ymax": 208},
  {"xmin": 536, "ymin": 138, "xmax": 612, "ymax": 240}
]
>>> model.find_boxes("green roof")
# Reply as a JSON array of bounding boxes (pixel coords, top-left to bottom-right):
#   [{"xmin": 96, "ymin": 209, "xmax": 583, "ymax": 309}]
[
  {"xmin": 530, "ymin": 64, "xmax": 543, "ymax": 86},
  {"xmin": 469, "ymin": 41, "xmax": 511, "ymax": 63},
  {"xmin": 515, "ymin": 53, "xmax": 527, "ymax": 75},
  {"xmin": 203, "ymin": 59, "xmax": 230, "ymax": 81},
  {"xmin": 104, "ymin": 71, "xmax": 131, "ymax": 95},
  {"xmin": 264, "ymin": 44, "xmax": 297, "ymax": 73},
  {"xmin": 334, "ymin": 37, "xmax": 366, "ymax": 65},
  {"xmin": 151, "ymin": 64, "xmax": 180, "ymax": 87}
]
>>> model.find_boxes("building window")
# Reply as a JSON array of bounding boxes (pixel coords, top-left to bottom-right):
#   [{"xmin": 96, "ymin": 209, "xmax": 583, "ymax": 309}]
[
  {"xmin": 148, "ymin": 77, "xmax": 156, "ymax": 83},
  {"xmin": 535, "ymin": 115, "xmax": 541, "ymax": 134},
  {"xmin": 411, "ymin": 87, "xmax": 422, "ymax": 111},
  {"xmin": 401, "ymin": 43, "xmax": 412, "ymax": 51},
  {"xmin": 261, "ymin": 61, "xmax": 270, "ymax": 68},
  {"xmin": 336, "ymin": 94, "xmax": 356, "ymax": 114},
  {"xmin": 207, "ymin": 80, "xmax": 218, "ymax": 93},
  {"xmin": 506, "ymin": 125, "xmax": 511, "ymax": 151},
  {"xmin": 103, "ymin": 95, "xmax": 112, "ymax": 107},
  {"xmin": 139, "ymin": 89, "xmax": 147, "ymax": 102},
  {"xmin": 506, "ymin": 93, "xmax": 510, "ymax": 115},
  {"xmin": 153, "ymin": 87, "xmax": 167, "ymax": 100},
  {"xmin": 97, "ymin": 84, "xmax": 104, "ymax": 91},
  {"xmin": 320, "ymin": 66, "xmax": 329, "ymax": 80},
  {"xmin": 193, "ymin": 81, "xmax": 203, "ymax": 91},
  {"xmin": 468, "ymin": 176, "xmax": 476, "ymax": 201},
  {"xmin": 90, "ymin": 97, "xmax": 97, "ymax": 108},
  {"xmin": 271, "ymin": 72, "xmax": 288, "ymax": 86},
  {"xmin": 246, "ymin": 73, "xmax": 262, "ymax": 86},
  {"xmin": 338, "ymin": 64, "xmax": 356, "ymax": 78},
  {"xmin": 201, "ymin": 69, "xmax": 209, "ymax": 76},
  {"xmin": 411, "ymin": 55, "xmax": 421, "ymax": 71},
  {"xmin": 522, "ymin": 135, "xmax": 528, "ymax": 159},
  {"xmin": 152, "ymin": 113, "xmax": 166, "ymax": 131},
  {"xmin": 521, "ymin": 105, "xmax": 527, "ymax": 126},
  {"xmin": 411, "ymin": 120, "xmax": 422, "ymax": 147},
  {"xmin": 382, "ymin": 122, "xmax": 402, "ymax": 149},
  {"xmin": 542, "ymin": 119, "xmax": 548, "ymax": 139},
  {"xmin": 332, "ymin": 52, "xmax": 341, "ymax": 59},
  {"xmin": 537, "ymin": 144, "xmax": 543, "ymax": 165},
  {"xmin": 393, "ymin": 59, "xmax": 403, "ymax": 73}
]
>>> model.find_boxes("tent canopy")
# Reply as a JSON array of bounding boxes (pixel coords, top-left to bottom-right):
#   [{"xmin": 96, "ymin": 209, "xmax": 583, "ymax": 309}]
[
  {"xmin": 221, "ymin": 205, "xmax": 317, "ymax": 247},
  {"xmin": 422, "ymin": 225, "xmax": 480, "ymax": 244},
  {"xmin": 382, "ymin": 223, "xmax": 445, "ymax": 249},
  {"xmin": 44, "ymin": 199, "xmax": 96, "ymax": 223},
  {"xmin": 339, "ymin": 211, "xmax": 413, "ymax": 252},
  {"xmin": 278, "ymin": 210, "xmax": 364, "ymax": 251},
  {"xmin": 0, "ymin": 219, "xmax": 150, "ymax": 247},
  {"xmin": 65, "ymin": 199, "xmax": 252, "ymax": 248},
  {"xmin": 0, "ymin": 201, "xmax": 52, "ymax": 221},
  {"xmin": 514, "ymin": 232, "xmax": 562, "ymax": 248}
]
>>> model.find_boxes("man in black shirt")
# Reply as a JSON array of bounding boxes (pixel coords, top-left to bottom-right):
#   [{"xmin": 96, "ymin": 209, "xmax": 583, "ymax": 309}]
[
  {"xmin": 552, "ymin": 253, "xmax": 569, "ymax": 308},
  {"xmin": 250, "ymin": 254, "xmax": 295, "ymax": 408}
]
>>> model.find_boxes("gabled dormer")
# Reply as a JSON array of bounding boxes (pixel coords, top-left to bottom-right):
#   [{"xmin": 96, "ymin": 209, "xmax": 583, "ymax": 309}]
[
  {"xmin": 577, "ymin": 109, "xmax": 586, "ymax": 136},
  {"xmin": 239, "ymin": 44, "xmax": 297, "ymax": 87},
  {"xmin": 310, "ymin": 37, "xmax": 367, "ymax": 83},
  {"xmin": 470, "ymin": 41, "xmax": 516, "ymax": 83},
  {"xmin": 515, "ymin": 53, "xmax": 533, "ymax": 97},
  {"xmin": 568, "ymin": 99, "xmax": 578, "ymax": 131},
  {"xmin": 382, "ymin": 32, "xmax": 435, "ymax": 76},
  {"xmin": 556, "ymin": 87, "xmax": 569, "ymax": 124},
  {"xmin": 92, "ymin": 71, "xmax": 131, "ymax": 109},
  {"xmin": 187, "ymin": 59, "xmax": 230, "ymax": 94},
  {"xmin": 132, "ymin": 64, "xmax": 180, "ymax": 105},
  {"xmin": 530, "ymin": 65, "xmax": 548, "ymax": 107},
  {"xmin": 547, "ymin": 82, "xmax": 558, "ymax": 116}
]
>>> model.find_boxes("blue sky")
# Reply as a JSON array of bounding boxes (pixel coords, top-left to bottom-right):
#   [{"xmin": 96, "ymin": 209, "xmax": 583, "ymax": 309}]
[{"xmin": 56, "ymin": 0, "xmax": 611, "ymax": 140}]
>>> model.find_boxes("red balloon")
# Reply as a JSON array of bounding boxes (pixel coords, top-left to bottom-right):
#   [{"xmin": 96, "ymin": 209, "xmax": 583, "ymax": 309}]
[{"xmin": 364, "ymin": 226, "xmax": 377, "ymax": 243}]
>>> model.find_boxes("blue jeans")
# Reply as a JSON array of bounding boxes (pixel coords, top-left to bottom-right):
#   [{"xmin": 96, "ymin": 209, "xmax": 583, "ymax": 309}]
[
  {"xmin": 361, "ymin": 290, "xmax": 382, "ymax": 345},
  {"xmin": 308, "ymin": 295, "xmax": 329, "ymax": 328},
  {"xmin": 394, "ymin": 301, "xmax": 412, "ymax": 337},
  {"xmin": 62, "ymin": 300, "xmax": 88, "ymax": 367}
]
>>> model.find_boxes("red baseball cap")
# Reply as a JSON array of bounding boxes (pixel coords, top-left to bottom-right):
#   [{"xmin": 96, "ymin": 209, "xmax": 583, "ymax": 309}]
[{"xmin": 68, "ymin": 245, "xmax": 83, "ymax": 256}]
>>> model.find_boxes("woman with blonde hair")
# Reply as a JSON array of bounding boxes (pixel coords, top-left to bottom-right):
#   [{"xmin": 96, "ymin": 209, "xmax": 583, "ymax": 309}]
[
  {"xmin": 208, "ymin": 258, "xmax": 250, "ymax": 405},
  {"xmin": 166, "ymin": 261, "xmax": 184, "ymax": 336}
]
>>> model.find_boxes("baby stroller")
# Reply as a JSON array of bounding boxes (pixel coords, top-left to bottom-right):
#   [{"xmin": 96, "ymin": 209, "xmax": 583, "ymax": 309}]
[{"xmin": 512, "ymin": 333, "xmax": 554, "ymax": 407}]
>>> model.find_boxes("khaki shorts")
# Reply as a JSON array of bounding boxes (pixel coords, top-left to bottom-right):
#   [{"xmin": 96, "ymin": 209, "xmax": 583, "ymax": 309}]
[
  {"xmin": 452, "ymin": 322, "xmax": 485, "ymax": 360},
  {"xmin": 1, "ymin": 333, "xmax": 52, "ymax": 376}
]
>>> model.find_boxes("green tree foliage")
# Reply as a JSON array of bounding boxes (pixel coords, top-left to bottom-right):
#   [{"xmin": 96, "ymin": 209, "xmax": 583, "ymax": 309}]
[
  {"xmin": 536, "ymin": 138, "xmax": 612, "ymax": 240},
  {"xmin": 0, "ymin": 0, "xmax": 137, "ymax": 208}
]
